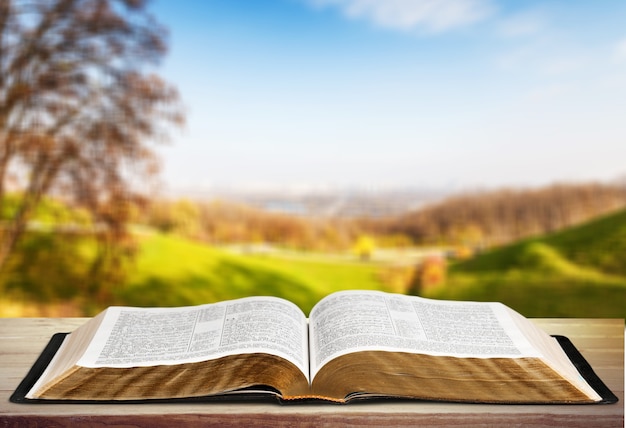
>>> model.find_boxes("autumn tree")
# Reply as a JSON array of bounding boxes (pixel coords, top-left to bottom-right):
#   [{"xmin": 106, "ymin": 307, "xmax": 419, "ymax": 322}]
[
  {"xmin": 386, "ymin": 183, "xmax": 626, "ymax": 246},
  {"xmin": 353, "ymin": 235, "xmax": 376, "ymax": 260},
  {"xmin": 0, "ymin": 0, "xmax": 183, "ymax": 273}
]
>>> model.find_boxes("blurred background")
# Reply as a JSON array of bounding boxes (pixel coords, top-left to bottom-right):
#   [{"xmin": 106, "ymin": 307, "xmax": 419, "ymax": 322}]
[{"xmin": 1, "ymin": 0, "xmax": 625, "ymax": 318}]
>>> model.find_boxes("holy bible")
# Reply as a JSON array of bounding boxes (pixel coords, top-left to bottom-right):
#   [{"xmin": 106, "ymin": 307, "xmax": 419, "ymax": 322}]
[{"xmin": 12, "ymin": 290, "xmax": 618, "ymax": 404}]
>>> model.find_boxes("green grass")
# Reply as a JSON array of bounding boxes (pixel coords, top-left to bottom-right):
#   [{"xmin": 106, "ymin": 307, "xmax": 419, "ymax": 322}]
[
  {"xmin": 426, "ymin": 271, "xmax": 626, "ymax": 318},
  {"xmin": 4, "ymin": 208, "xmax": 626, "ymax": 319},
  {"xmin": 450, "ymin": 209, "xmax": 626, "ymax": 275},
  {"xmin": 546, "ymin": 209, "xmax": 626, "ymax": 276},
  {"xmin": 425, "ymin": 209, "xmax": 626, "ymax": 318},
  {"xmin": 118, "ymin": 233, "xmax": 388, "ymax": 315}
]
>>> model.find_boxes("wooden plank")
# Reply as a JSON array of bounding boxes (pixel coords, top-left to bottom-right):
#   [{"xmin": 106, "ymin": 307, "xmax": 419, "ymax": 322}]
[{"xmin": 0, "ymin": 318, "xmax": 623, "ymax": 427}]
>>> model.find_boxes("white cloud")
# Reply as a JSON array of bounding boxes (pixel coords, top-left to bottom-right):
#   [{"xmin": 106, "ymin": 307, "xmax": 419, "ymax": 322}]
[
  {"xmin": 494, "ymin": 42, "xmax": 586, "ymax": 78},
  {"xmin": 494, "ymin": 44, "xmax": 534, "ymax": 71},
  {"xmin": 525, "ymin": 82, "xmax": 572, "ymax": 103},
  {"xmin": 540, "ymin": 56, "xmax": 585, "ymax": 76},
  {"xmin": 307, "ymin": 0, "xmax": 495, "ymax": 33},
  {"xmin": 496, "ymin": 10, "xmax": 546, "ymax": 38},
  {"xmin": 613, "ymin": 38, "xmax": 626, "ymax": 63}
]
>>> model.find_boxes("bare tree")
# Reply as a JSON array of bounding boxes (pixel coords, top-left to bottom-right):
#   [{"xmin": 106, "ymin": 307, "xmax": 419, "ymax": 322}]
[{"xmin": 0, "ymin": 0, "xmax": 183, "ymax": 270}]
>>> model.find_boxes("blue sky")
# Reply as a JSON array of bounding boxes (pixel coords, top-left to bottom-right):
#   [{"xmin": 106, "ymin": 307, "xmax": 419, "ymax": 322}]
[{"xmin": 150, "ymin": 0, "xmax": 626, "ymax": 194}]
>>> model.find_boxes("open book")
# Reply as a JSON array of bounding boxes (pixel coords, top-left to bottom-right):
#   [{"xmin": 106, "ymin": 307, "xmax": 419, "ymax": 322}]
[{"xmin": 13, "ymin": 290, "xmax": 618, "ymax": 404}]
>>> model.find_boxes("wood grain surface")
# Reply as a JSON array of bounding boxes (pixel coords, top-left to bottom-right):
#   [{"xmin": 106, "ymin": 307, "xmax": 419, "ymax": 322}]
[{"xmin": 0, "ymin": 317, "xmax": 623, "ymax": 427}]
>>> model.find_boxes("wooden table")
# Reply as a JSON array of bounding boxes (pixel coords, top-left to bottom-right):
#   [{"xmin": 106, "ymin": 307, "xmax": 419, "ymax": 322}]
[{"xmin": 0, "ymin": 318, "xmax": 623, "ymax": 427}]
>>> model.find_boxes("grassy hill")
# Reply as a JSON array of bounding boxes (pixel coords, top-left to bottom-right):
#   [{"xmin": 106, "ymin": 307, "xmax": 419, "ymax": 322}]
[
  {"xmin": 3, "ymin": 209, "xmax": 625, "ymax": 318},
  {"xmin": 0, "ymin": 229, "xmax": 392, "ymax": 317},
  {"xmin": 123, "ymin": 209, "xmax": 626, "ymax": 318},
  {"xmin": 117, "ymin": 233, "xmax": 389, "ymax": 315},
  {"xmin": 424, "ymin": 209, "xmax": 626, "ymax": 318}
]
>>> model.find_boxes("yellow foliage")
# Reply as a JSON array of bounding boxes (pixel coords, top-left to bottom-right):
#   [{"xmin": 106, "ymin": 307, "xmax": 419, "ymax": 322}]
[{"xmin": 353, "ymin": 235, "xmax": 376, "ymax": 260}]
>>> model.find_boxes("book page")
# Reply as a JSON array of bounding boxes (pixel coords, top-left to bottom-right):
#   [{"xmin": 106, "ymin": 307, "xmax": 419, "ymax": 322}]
[
  {"xmin": 309, "ymin": 290, "xmax": 541, "ymax": 379},
  {"xmin": 76, "ymin": 296, "xmax": 310, "ymax": 381}
]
